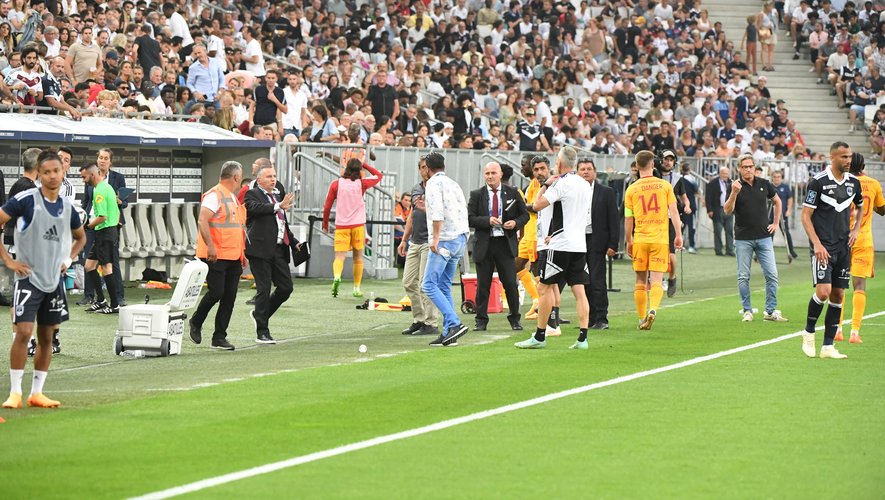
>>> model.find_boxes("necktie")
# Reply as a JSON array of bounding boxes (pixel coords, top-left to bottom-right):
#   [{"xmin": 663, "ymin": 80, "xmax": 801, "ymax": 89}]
[
  {"xmin": 267, "ymin": 191, "xmax": 290, "ymax": 245},
  {"xmin": 492, "ymin": 188, "xmax": 499, "ymax": 218}
]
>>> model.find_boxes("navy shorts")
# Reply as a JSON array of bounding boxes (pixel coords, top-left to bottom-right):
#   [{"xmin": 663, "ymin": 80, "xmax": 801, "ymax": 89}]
[
  {"xmin": 13, "ymin": 277, "xmax": 69, "ymax": 325},
  {"xmin": 811, "ymin": 245, "xmax": 851, "ymax": 289}
]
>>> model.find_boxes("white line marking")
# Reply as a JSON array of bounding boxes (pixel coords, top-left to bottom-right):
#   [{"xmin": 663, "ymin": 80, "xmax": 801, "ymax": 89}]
[
  {"xmin": 130, "ymin": 310, "xmax": 885, "ymax": 500},
  {"xmin": 659, "ymin": 296, "xmax": 717, "ymax": 310}
]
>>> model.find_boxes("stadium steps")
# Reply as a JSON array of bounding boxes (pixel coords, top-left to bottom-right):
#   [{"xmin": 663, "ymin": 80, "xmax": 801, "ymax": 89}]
[{"xmin": 705, "ymin": 0, "xmax": 870, "ymax": 156}]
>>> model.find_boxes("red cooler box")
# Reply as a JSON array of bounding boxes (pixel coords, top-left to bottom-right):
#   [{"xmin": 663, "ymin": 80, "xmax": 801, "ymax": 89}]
[{"xmin": 461, "ymin": 273, "xmax": 503, "ymax": 313}]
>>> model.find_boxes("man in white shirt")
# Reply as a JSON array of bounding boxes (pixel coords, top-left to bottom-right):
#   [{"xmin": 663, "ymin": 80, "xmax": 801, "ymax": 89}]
[
  {"xmin": 241, "ymin": 26, "xmax": 265, "ymax": 77},
  {"xmin": 43, "ymin": 26, "xmax": 61, "ymax": 57},
  {"xmin": 163, "ymin": 2, "xmax": 193, "ymax": 48},
  {"xmin": 422, "ymin": 152, "xmax": 470, "ymax": 347},
  {"xmin": 515, "ymin": 146, "xmax": 593, "ymax": 350},
  {"xmin": 282, "ymin": 71, "xmax": 309, "ymax": 137}
]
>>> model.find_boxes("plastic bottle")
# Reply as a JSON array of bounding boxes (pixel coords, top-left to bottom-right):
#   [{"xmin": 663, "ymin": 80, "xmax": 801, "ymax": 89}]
[{"xmin": 120, "ymin": 350, "xmax": 146, "ymax": 359}]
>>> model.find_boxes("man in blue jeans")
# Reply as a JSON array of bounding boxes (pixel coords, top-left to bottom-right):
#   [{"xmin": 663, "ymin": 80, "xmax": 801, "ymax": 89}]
[
  {"xmin": 421, "ymin": 152, "xmax": 470, "ymax": 347},
  {"xmin": 724, "ymin": 154, "xmax": 788, "ymax": 323}
]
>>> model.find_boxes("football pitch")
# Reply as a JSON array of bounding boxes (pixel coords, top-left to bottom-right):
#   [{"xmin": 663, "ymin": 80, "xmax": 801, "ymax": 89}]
[{"xmin": 1, "ymin": 252, "xmax": 884, "ymax": 499}]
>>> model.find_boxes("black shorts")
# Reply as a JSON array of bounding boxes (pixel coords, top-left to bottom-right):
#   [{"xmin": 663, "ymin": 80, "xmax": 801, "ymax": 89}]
[
  {"xmin": 811, "ymin": 245, "xmax": 851, "ymax": 289},
  {"xmin": 539, "ymin": 249, "xmax": 589, "ymax": 286},
  {"xmin": 668, "ymin": 221, "xmax": 676, "ymax": 253},
  {"xmin": 87, "ymin": 226, "xmax": 118, "ymax": 265},
  {"xmin": 13, "ymin": 277, "xmax": 69, "ymax": 325}
]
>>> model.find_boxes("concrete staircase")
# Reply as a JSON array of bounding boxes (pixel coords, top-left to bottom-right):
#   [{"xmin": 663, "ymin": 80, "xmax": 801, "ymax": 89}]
[{"xmin": 704, "ymin": 0, "xmax": 870, "ymax": 156}]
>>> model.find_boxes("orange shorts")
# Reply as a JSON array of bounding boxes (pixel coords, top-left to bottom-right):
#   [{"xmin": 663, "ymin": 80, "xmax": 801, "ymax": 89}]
[
  {"xmin": 850, "ymin": 246, "xmax": 874, "ymax": 279},
  {"xmin": 334, "ymin": 226, "xmax": 365, "ymax": 252},
  {"xmin": 631, "ymin": 242, "xmax": 669, "ymax": 273},
  {"xmin": 517, "ymin": 238, "xmax": 537, "ymax": 262}
]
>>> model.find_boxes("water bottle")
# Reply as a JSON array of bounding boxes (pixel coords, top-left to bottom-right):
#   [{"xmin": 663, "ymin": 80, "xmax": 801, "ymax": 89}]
[{"xmin": 120, "ymin": 350, "xmax": 146, "ymax": 359}]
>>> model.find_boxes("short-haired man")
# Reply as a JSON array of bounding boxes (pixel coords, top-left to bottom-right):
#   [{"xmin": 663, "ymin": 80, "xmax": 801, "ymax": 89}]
[
  {"xmin": 724, "ymin": 154, "xmax": 788, "ymax": 323},
  {"xmin": 800, "ymin": 141, "xmax": 863, "ymax": 359},
  {"xmin": 770, "ymin": 170, "xmax": 799, "ymax": 262},
  {"xmin": 79, "ymin": 164, "xmax": 121, "ymax": 314},
  {"xmin": 836, "ymin": 153, "xmax": 885, "ymax": 344},
  {"xmin": 515, "ymin": 155, "xmax": 547, "ymax": 320},
  {"xmin": 467, "ymin": 162, "xmax": 529, "ymax": 331},
  {"xmin": 190, "ymin": 161, "xmax": 246, "ymax": 351},
  {"xmin": 659, "ymin": 150, "xmax": 691, "ymax": 296},
  {"xmin": 421, "ymin": 152, "xmax": 470, "ymax": 347},
  {"xmin": 624, "ymin": 150, "xmax": 683, "ymax": 330},
  {"xmin": 578, "ymin": 158, "xmax": 620, "ymax": 330},
  {"xmin": 1, "ymin": 151, "xmax": 86, "ymax": 410},
  {"xmin": 515, "ymin": 146, "xmax": 593, "ymax": 350},
  {"xmin": 398, "ymin": 156, "xmax": 440, "ymax": 337}
]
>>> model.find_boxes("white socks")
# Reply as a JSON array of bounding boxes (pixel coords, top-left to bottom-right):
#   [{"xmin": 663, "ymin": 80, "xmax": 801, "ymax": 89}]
[
  {"xmin": 9, "ymin": 369, "xmax": 24, "ymax": 395},
  {"xmin": 31, "ymin": 370, "xmax": 47, "ymax": 396}
]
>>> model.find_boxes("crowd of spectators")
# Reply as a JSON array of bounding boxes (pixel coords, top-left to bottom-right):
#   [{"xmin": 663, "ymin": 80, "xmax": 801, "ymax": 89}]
[
  {"xmin": 0, "ymin": 0, "xmax": 883, "ymax": 164},
  {"xmin": 783, "ymin": 0, "xmax": 885, "ymax": 160}
]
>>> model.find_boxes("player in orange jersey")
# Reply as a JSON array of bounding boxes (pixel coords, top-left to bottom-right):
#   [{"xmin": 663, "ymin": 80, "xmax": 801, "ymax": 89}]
[
  {"xmin": 836, "ymin": 153, "xmax": 885, "ymax": 343},
  {"xmin": 624, "ymin": 151, "xmax": 683, "ymax": 330},
  {"xmin": 514, "ymin": 156, "xmax": 547, "ymax": 319}
]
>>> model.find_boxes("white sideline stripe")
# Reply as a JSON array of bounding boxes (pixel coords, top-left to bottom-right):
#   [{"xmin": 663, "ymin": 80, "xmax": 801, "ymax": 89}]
[{"xmin": 129, "ymin": 309, "xmax": 885, "ymax": 500}]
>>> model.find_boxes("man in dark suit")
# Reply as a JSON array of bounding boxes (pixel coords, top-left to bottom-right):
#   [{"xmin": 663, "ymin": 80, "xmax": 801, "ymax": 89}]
[
  {"xmin": 578, "ymin": 159, "xmax": 620, "ymax": 330},
  {"xmin": 467, "ymin": 162, "xmax": 529, "ymax": 331},
  {"xmin": 705, "ymin": 166, "xmax": 735, "ymax": 256},
  {"xmin": 244, "ymin": 162, "xmax": 296, "ymax": 344},
  {"xmin": 81, "ymin": 148, "xmax": 129, "ymax": 306}
]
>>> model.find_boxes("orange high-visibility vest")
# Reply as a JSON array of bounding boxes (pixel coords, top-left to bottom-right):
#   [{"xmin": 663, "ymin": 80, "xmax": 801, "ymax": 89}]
[{"xmin": 196, "ymin": 183, "xmax": 246, "ymax": 261}]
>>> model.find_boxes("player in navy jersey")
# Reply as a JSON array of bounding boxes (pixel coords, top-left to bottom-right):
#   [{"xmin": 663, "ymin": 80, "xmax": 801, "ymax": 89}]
[{"xmin": 800, "ymin": 141, "xmax": 863, "ymax": 359}]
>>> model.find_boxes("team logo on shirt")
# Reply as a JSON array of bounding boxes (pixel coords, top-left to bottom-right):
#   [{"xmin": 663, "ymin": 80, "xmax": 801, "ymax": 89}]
[
  {"xmin": 42, "ymin": 226, "xmax": 59, "ymax": 242},
  {"xmin": 95, "ymin": 194, "xmax": 105, "ymax": 204},
  {"xmin": 846, "ymin": 185, "xmax": 854, "ymax": 197}
]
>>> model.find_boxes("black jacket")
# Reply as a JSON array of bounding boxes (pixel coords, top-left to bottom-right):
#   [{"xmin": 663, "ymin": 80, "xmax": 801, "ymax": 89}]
[
  {"xmin": 588, "ymin": 181, "xmax": 620, "ymax": 254},
  {"xmin": 467, "ymin": 183, "xmax": 529, "ymax": 262},
  {"xmin": 705, "ymin": 176, "xmax": 732, "ymax": 214},
  {"xmin": 244, "ymin": 185, "xmax": 297, "ymax": 260}
]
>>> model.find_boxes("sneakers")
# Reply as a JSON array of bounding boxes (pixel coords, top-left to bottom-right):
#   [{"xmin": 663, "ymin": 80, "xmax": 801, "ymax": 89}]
[
  {"xmin": 834, "ymin": 327, "xmax": 844, "ymax": 342},
  {"xmin": 545, "ymin": 325, "xmax": 561, "ymax": 337},
  {"xmin": 514, "ymin": 336, "xmax": 546, "ymax": 349},
  {"xmin": 801, "ymin": 332, "xmax": 816, "ymax": 358},
  {"xmin": 97, "ymin": 304, "xmax": 119, "ymax": 314},
  {"xmin": 849, "ymin": 331, "xmax": 863, "ymax": 344},
  {"xmin": 524, "ymin": 300, "xmax": 539, "ymax": 319},
  {"xmin": 820, "ymin": 345, "xmax": 848, "ymax": 359},
  {"xmin": 189, "ymin": 320, "xmax": 202, "ymax": 344},
  {"xmin": 742, "ymin": 310, "xmax": 754, "ymax": 322},
  {"xmin": 569, "ymin": 339, "xmax": 589, "ymax": 350},
  {"xmin": 210, "ymin": 339, "xmax": 235, "ymax": 350},
  {"xmin": 256, "ymin": 333, "xmax": 277, "ymax": 344},
  {"xmin": 352, "ymin": 288, "xmax": 364, "ymax": 298},
  {"xmin": 331, "ymin": 278, "xmax": 341, "ymax": 298},
  {"xmin": 763, "ymin": 310, "xmax": 788, "ymax": 322},
  {"xmin": 416, "ymin": 324, "xmax": 440, "ymax": 336},
  {"xmin": 429, "ymin": 324, "xmax": 468, "ymax": 347},
  {"xmin": 401, "ymin": 322, "xmax": 423, "ymax": 335},
  {"xmin": 667, "ymin": 278, "xmax": 677, "ymax": 297},
  {"xmin": 245, "ymin": 295, "xmax": 257, "ymax": 305},
  {"xmin": 27, "ymin": 393, "xmax": 61, "ymax": 408},
  {"xmin": 86, "ymin": 300, "xmax": 108, "ymax": 312},
  {"xmin": 2, "ymin": 392, "xmax": 22, "ymax": 409},
  {"xmin": 639, "ymin": 310, "xmax": 656, "ymax": 330},
  {"xmin": 687, "ymin": 247, "xmax": 697, "ymax": 254},
  {"xmin": 442, "ymin": 324, "xmax": 468, "ymax": 346}
]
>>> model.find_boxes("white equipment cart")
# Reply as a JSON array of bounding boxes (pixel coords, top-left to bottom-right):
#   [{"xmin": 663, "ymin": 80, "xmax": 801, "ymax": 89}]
[{"xmin": 114, "ymin": 259, "xmax": 208, "ymax": 357}]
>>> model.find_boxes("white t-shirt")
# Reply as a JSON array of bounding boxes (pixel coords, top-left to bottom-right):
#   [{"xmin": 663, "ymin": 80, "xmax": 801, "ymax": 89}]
[
  {"xmin": 536, "ymin": 204, "xmax": 551, "ymax": 251},
  {"xmin": 244, "ymin": 38, "xmax": 266, "ymax": 77},
  {"xmin": 44, "ymin": 38, "xmax": 61, "ymax": 57},
  {"xmin": 282, "ymin": 86, "xmax": 308, "ymax": 130},
  {"xmin": 541, "ymin": 172, "xmax": 592, "ymax": 252},
  {"xmin": 207, "ymin": 34, "xmax": 226, "ymax": 66},
  {"xmin": 168, "ymin": 12, "xmax": 194, "ymax": 47}
]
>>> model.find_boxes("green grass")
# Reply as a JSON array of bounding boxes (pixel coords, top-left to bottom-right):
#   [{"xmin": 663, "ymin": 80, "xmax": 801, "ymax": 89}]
[{"xmin": 0, "ymin": 251, "xmax": 884, "ymax": 499}]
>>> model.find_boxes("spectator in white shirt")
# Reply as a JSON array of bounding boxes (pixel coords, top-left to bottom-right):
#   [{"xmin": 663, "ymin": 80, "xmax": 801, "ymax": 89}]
[
  {"xmin": 241, "ymin": 26, "xmax": 265, "ymax": 77},
  {"xmin": 163, "ymin": 2, "xmax": 193, "ymax": 48}
]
